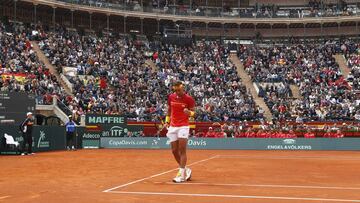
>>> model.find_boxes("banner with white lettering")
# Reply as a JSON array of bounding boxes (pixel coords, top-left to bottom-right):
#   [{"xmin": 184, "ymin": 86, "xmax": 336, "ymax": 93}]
[
  {"xmin": 100, "ymin": 137, "xmax": 360, "ymax": 150},
  {"xmin": 81, "ymin": 115, "xmax": 144, "ymax": 148},
  {"xmin": 85, "ymin": 114, "xmax": 127, "ymax": 126}
]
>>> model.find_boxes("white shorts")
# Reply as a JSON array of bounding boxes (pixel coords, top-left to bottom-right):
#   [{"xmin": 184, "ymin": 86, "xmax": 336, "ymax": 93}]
[{"xmin": 166, "ymin": 126, "xmax": 190, "ymax": 142}]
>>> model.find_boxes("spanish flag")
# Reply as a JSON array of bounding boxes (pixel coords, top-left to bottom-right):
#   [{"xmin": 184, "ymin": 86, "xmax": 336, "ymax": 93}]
[
  {"xmin": 86, "ymin": 125, "xmax": 102, "ymax": 131},
  {"xmin": 1, "ymin": 73, "xmax": 28, "ymax": 83}
]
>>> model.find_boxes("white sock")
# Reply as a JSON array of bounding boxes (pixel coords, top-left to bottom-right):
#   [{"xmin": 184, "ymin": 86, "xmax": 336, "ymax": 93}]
[{"xmin": 179, "ymin": 168, "xmax": 185, "ymax": 176}]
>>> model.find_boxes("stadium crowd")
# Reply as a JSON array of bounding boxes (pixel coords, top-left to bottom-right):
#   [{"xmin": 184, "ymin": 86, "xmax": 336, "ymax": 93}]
[
  {"xmin": 39, "ymin": 27, "xmax": 159, "ymax": 121},
  {"xmin": 0, "ymin": 23, "xmax": 63, "ymax": 105},
  {"xmin": 240, "ymin": 41, "xmax": 359, "ymax": 122},
  {"xmin": 38, "ymin": 27, "xmax": 263, "ymax": 122},
  {"xmin": 343, "ymin": 41, "xmax": 360, "ymax": 91},
  {"xmin": 1, "ymin": 22, "xmax": 359, "ymax": 126},
  {"xmin": 191, "ymin": 121, "xmax": 351, "ymax": 138},
  {"xmin": 154, "ymin": 41, "xmax": 264, "ymax": 121}
]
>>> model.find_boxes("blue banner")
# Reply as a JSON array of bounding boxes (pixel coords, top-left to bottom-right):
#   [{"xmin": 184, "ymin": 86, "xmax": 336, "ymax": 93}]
[{"xmin": 100, "ymin": 137, "xmax": 360, "ymax": 151}]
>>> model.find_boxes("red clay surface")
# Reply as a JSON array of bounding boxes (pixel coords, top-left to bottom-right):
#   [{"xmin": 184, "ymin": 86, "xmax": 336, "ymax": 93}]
[{"xmin": 1, "ymin": 149, "xmax": 360, "ymax": 203}]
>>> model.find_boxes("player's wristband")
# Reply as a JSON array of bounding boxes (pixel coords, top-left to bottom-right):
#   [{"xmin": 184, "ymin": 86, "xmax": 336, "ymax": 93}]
[
  {"xmin": 189, "ymin": 111, "xmax": 195, "ymax": 117},
  {"xmin": 165, "ymin": 116, "xmax": 170, "ymax": 123}
]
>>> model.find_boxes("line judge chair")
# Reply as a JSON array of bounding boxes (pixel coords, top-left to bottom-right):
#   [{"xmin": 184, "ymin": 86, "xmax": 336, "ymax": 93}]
[{"xmin": 1, "ymin": 133, "xmax": 20, "ymax": 154}]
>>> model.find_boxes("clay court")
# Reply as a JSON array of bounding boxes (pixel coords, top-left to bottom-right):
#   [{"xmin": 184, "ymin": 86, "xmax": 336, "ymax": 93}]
[{"xmin": 1, "ymin": 149, "xmax": 360, "ymax": 203}]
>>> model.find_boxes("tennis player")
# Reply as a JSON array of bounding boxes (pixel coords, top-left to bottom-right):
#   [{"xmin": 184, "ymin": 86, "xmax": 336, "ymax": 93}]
[{"xmin": 165, "ymin": 81, "xmax": 195, "ymax": 183}]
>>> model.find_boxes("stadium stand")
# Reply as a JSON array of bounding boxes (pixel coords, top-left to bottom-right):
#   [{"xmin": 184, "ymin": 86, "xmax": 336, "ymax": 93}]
[
  {"xmin": 38, "ymin": 27, "xmax": 263, "ymax": 121},
  {"xmin": 0, "ymin": 0, "xmax": 359, "ymax": 135},
  {"xmin": 0, "ymin": 22, "xmax": 64, "ymax": 105},
  {"xmin": 240, "ymin": 41, "xmax": 359, "ymax": 122}
]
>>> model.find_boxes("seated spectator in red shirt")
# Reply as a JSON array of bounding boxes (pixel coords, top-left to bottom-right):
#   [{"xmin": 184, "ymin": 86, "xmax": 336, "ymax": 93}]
[
  {"xmin": 195, "ymin": 131, "xmax": 205, "ymax": 137},
  {"xmin": 269, "ymin": 130, "xmax": 279, "ymax": 138},
  {"xmin": 244, "ymin": 128, "xmax": 256, "ymax": 138},
  {"xmin": 205, "ymin": 127, "xmax": 216, "ymax": 138},
  {"xmin": 334, "ymin": 129, "xmax": 344, "ymax": 138},
  {"xmin": 323, "ymin": 129, "xmax": 333, "ymax": 138},
  {"xmin": 234, "ymin": 129, "xmax": 245, "ymax": 138},
  {"xmin": 256, "ymin": 129, "xmax": 267, "ymax": 138},
  {"xmin": 304, "ymin": 129, "xmax": 316, "ymax": 138},
  {"xmin": 262, "ymin": 131, "xmax": 270, "ymax": 138},
  {"xmin": 215, "ymin": 128, "xmax": 226, "ymax": 138},
  {"xmin": 277, "ymin": 130, "xmax": 288, "ymax": 138},
  {"xmin": 287, "ymin": 130, "xmax": 297, "ymax": 138}
]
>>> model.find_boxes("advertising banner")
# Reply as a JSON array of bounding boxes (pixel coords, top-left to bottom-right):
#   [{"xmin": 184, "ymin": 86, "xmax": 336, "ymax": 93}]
[
  {"xmin": 82, "ymin": 114, "xmax": 144, "ymax": 148},
  {"xmin": 31, "ymin": 126, "xmax": 66, "ymax": 152},
  {"xmin": 85, "ymin": 114, "xmax": 127, "ymax": 126},
  {"xmin": 79, "ymin": 127, "xmax": 145, "ymax": 149},
  {"xmin": 100, "ymin": 137, "xmax": 360, "ymax": 151}
]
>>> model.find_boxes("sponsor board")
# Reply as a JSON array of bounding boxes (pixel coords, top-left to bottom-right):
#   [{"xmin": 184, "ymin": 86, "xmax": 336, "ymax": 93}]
[
  {"xmin": 164, "ymin": 139, "xmax": 207, "ymax": 147},
  {"xmin": 267, "ymin": 139, "xmax": 312, "ymax": 150},
  {"xmin": 82, "ymin": 140, "xmax": 100, "ymax": 149},
  {"xmin": 82, "ymin": 114, "xmax": 144, "ymax": 149},
  {"xmin": 83, "ymin": 113, "xmax": 128, "ymax": 148},
  {"xmin": 32, "ymin": 126, "xmax": 65, "ymax": 152},
  {"xmin": 100, "ymin": 137, "xmax": 360, "ymax": 150},
  {"xmin": 188, "ymin": 139, "xmax": 207, "ymax": 147},
  {"xmin": 100, "ymin": 125, "xmax": 144, "ymax": 137},
  {"xmin": 101, "ymin": 125, "xmax": 129, "ymax": 137},
  {"xmin": 102, "ymin": 137, "xmax": 166, "ymax": 149},
  {"xmin": 82, "ymin": 132, "xmax": 101, "ymax": 139},
  {"xmin": 85, "ymin": 114, "xmax": 127, "ymax": 125},
  {"xmin": 108, "ymin": 139, "xmax": 148, "ymax": 147},
  {"xmin": 79, "ymin": 125, "xmax": 144, "ymax": 148},
  {"xmin": 266, "ymin": 145, "xmax": 312, "ymax": 150}
]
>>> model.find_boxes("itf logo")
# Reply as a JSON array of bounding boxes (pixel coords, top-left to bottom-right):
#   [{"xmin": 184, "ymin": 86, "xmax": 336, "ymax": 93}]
[{"xmin": 103, "ymin": 126, "xmax": 129, "ymax": 136}]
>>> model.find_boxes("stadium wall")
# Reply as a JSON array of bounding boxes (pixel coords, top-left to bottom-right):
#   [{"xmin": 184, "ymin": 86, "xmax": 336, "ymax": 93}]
[
  {"xmin": 99, "ymin": 137, "xmax": 360, "ymax": 150},
  {"xmin": 0, "ymin": 125, "xmax": 66, "ymax": 154},
  {"xmin": 1, "ymin": 125, "xmax": 359, "ymax": 152}
]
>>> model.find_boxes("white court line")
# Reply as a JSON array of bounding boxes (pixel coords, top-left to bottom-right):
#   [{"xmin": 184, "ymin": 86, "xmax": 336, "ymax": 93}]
[
  {"xmin": 107, "ymin": 191, "xmax": 360, "ymax": 202},
  {"xmin": 0, "ymin": 196, "xmax": 11, "ymax": 200},
  {"xmin": 153, "ymin": 181, "xmax": 360, "ymax": 190},
  {"xmin": 217, "ymin": 154, "xmax": 360, "ymax": 160},
  {"xmin": 103, "ymin": 155, "xmax": 219, "ymax": 193}
]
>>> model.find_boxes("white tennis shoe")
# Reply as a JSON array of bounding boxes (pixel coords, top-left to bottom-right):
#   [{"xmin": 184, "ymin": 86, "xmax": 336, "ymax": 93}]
[
  {"xmin": 173, "ymin": 170, "xmax": 186, "ymax": 183},
  {"xmin": 185, "ymin": 167, "xmax": 192, "ymax": 181}
]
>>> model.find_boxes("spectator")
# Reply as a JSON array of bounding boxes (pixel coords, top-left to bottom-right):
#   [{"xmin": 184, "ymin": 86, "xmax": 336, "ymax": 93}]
[
  {"xmin": 0, "ymin": 22, "xmax": 63, "ymax": 105},
  {"xmin": 334, "ymin": 129, "xmax": 345, "ymax": 138},
  {"xmin": 245, "ymin": 128, "xmax": 256, "ymax": 138},
  {"xmin": 323, "ymin": 129, "xmax": 334, "ymax": 138},
  {"xmin": 304, "ymin": 129, "xmax": 316, "ymax": 138},
  {"xmin": 256, "ymin": 129, "xmax": 267, "ymax": 138},
  {"xmin": 20, "ymin": 112, "xmax": 35, "ymax": 156},
  {"xmin": 205, "ymin": 127, "xmax": 216, "ymax": 138}
]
